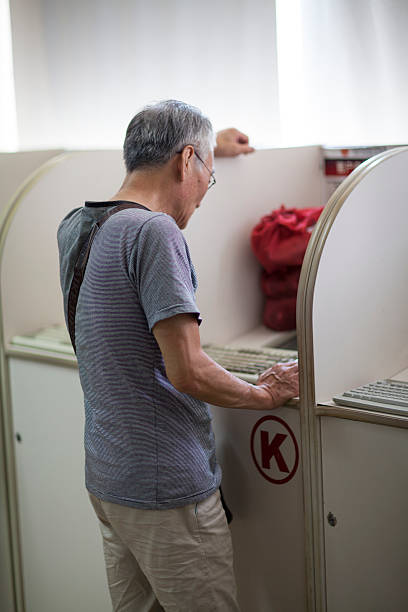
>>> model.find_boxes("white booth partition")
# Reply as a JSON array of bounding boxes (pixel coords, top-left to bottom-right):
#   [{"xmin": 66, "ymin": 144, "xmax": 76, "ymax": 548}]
[
  {"xmin": 185, "ymin": 146, "xmax": 323, "ymax": 345},
  {"xmin": 0, "ymin": 151, "xmax": 125, "ymax": 612},
  {"xmin": 297, "ymin": 147, "xmax": 408, "ymax": 612},
  {"xmin": 187, "ymin": 146, "xmax": 322, "ymax": 612},
  {"xmin": 0, "ymin": 146, "xmax": 324, "ymax": 612},
  {"xmin": 0, "ymin": 150, "xmax": 62, "ymax": 612},
  {"xmin": 0, "ymin": 150, "xmax": 62, "ymax": 212}
]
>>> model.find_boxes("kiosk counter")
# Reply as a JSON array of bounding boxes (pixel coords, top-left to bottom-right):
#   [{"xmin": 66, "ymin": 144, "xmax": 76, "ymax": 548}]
[{"xmin": 9, "ymin": 144, "xmax": 405, "ymax": 612}]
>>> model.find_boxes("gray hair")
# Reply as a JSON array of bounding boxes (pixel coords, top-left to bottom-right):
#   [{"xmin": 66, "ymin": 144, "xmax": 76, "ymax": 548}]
[{"xmin": 123, "ymin": 100, "xmax": 214, "ymax": 173}]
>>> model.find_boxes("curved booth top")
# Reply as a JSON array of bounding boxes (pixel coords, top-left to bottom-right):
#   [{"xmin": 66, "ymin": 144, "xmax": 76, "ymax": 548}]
[
  {"xmin": 0, "ymin": 151, "xmax": 124, "ymax": 345},
  {"xmin": 0, "ymin": 150, "xmax": 62, "ymax": 215},
  {"xmin": 298, "ymin": 145, "xmax": 408, "ymax": 405}
]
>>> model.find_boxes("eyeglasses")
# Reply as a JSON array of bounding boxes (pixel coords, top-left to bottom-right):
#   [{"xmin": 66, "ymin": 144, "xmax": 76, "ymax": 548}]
[
  {"xmin": 194, "ymin": 151, "xmax": 216, "ymax": 190},
  {"xmin": 177, "ymin": 146, "xmax": 216, "ymax": 190}
]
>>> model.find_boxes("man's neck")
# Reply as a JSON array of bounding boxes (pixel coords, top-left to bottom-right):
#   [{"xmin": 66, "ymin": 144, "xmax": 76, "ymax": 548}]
[{"xmin": 110, "ymin": 174, "xmax": 174, "ymax": 216}]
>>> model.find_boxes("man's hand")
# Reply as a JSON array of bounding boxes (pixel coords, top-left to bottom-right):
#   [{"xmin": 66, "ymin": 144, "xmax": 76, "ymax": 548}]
[
  {"xmin": 214, "ymin": 128, "xmax": 255, "ymax": 158},
  {"xmin": 256, "ymin": 361, "xmax": 299, "ymax": 409},
  {"xmin": 153, "ymin": 314, "xmax": 299, "ymax": 411}
]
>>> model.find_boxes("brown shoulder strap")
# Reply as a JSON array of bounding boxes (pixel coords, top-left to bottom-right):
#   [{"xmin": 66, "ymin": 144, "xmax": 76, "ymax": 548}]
[{"xmin": 67, "ymin": 203, "xmax": 147, "ymax": 353}]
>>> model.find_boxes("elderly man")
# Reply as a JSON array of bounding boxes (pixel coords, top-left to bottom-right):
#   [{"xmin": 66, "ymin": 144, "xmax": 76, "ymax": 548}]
[{"xmin": 57, "ymin": 100, "xmax": 298, "ymax": 612}]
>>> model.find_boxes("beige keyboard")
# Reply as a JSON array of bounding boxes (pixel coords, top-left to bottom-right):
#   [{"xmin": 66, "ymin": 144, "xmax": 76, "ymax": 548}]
[{"xmin": 203, "ymin": 344, "xmax": 298, "ymax": 383}]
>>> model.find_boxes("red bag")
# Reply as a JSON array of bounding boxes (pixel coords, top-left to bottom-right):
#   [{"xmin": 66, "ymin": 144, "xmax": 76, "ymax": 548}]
[
  {"xmin": 251, "ymin": 205, "xmax": 323, "ymax": 331},
  {"xmin": 263, "ymin": 297, "xmax": 297, "ymax": 331},
  {"xmin": 261, "ymin": 266, "xmax": 301, "ymax": 299},
  {"xmin": 251, "ymin": 205, "xmax": 323, "ymax": 273}
]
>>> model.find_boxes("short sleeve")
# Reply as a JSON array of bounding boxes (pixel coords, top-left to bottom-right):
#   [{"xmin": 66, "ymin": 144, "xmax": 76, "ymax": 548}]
[{"xmin": 132, "ymin": 214, "xmax": 201, "ymax": 331}]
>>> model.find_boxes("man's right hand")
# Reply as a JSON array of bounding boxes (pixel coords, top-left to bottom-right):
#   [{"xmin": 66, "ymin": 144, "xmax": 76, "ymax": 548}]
[
  {"xmin": 256, "ymin": 360, "xmax": 299, "ymax": 409},
  {"xmin": 153, "ymin": 313, "xmax": 299, "ymax": 411}
]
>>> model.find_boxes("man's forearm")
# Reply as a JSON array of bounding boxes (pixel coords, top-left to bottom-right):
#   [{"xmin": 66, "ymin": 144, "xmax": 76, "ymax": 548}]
[
  {"xmin": 171, "ymin": 349, "xmax": 283, "ymax": 411},
  {"xmin": 153, "ymin": 314, "xmax": 298, "ymax": 411}
]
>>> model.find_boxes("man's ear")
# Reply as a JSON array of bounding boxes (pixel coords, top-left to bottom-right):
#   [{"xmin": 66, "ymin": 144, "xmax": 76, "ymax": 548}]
[{"xmin": 178, "ymin": 145, "xmax": 194, "ymax": 182}]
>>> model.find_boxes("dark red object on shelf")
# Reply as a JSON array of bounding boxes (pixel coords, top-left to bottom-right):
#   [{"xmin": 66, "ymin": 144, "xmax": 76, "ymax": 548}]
[{"xmin": 251, "ymin": 205, "xmax": 324, "ymax": 330}]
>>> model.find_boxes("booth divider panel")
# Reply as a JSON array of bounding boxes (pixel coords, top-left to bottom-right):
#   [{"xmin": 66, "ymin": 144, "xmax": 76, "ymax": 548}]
[
  {"xmin": 0, "ymin": 149, "xmax": 63, "ymax": 612},
  {"xmin": 1, "ymin": 151, "xmax": 124, "ymax": 342},
  {"xmin": 2, "ymin": 147, "xmax": 322, "ymax": 346},
  {"xmin": 0, "ymin": 150, "xmax": 62, "ymax": 212},
  {"xmin": 312, "ymin": 150, "xmax": 408, "ymax": 402},
  {"xmin": 184, "ymin": 146, "xmax": 322, "ymax": 345}
]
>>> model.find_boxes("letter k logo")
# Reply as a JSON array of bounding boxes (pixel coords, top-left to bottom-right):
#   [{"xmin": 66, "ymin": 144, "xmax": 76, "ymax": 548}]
[
  {"xmin": 251, "ymin": 416, "xmax": 299, "ymax": 484},
  {"xmin": 260, "ymin": 431, "xmax": 289, "ymax": 472}
]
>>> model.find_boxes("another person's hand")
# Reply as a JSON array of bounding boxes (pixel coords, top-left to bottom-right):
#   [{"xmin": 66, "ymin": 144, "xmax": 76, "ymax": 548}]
[
  {"xmin": 256, "ymin": 360, "xmax": 299, "ymax": 409},
  {"xmin": 214, "ymin": 128, "xmax": 255, "ymax": 157}
]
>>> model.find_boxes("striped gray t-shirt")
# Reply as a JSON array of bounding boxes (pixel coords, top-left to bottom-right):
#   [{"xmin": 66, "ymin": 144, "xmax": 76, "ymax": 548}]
[{"xmin": 57, "ymin": 201, "xmax": 221, "ymax": 509}]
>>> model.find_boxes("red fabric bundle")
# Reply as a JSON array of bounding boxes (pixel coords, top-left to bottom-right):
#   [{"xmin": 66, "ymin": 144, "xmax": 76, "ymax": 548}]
[
  {"xmin": 251, "ymin": 205, "xmax": 323, "ymax": 331},
  {"xmin": 251, "ymin": 205, "xmax": 323, "ymax": 273},
  {"xmin": 261, "ymin": 267, "xmax": 302, "ymax": 299},
  {"xmin": 263, "ymin": 296, "xmax": 297, "ymax": 331}
]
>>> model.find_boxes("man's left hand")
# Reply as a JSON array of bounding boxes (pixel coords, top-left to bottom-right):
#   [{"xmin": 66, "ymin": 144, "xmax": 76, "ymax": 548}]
[{"xmin": 214, "ymin": 128, "xmax": 255, "ymax": 157}]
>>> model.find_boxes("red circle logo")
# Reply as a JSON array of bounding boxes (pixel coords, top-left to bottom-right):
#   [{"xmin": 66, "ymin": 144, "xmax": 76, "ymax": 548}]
[{"xmin": 250, "ymin": 415, "xmax": 299, "ymax": 484}]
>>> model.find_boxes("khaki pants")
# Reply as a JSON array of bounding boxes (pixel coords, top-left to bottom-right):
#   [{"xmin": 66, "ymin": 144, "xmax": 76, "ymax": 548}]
[{"xmin": 89, "ymin": 490, "xmax": 240, "ymax": 612}]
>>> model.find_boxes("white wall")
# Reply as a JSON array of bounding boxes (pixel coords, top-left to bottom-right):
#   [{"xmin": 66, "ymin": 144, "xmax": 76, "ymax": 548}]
[
  {"xmin": 0, "ymin": 0, "xmax": 18, "ymax": 150},
  {"xmin": 10, "ymin": 0, "xmax": 280, "ymax": 150},
  {"xmin": 6, "ymin": 0, "xmax": 408, "ymax": 151},
  {"xmin": 276, "ymin": 0, "xmax": 408, "ymax": 146}
]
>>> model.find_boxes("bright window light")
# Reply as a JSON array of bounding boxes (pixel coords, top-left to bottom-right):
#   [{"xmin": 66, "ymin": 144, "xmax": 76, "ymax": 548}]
[
  {"xmin": 0, "ymin": 0, "xmax": 18, "ymax": 151},
  {"xmin": 276, "ymin": 0, "xmax": 307, "ymax": 146}
]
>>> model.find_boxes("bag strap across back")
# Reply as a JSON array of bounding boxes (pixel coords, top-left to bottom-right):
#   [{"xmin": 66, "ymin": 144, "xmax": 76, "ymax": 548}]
[{"xmin": 67, "ymin": 202, "xmax": 147, "ymax": 353}]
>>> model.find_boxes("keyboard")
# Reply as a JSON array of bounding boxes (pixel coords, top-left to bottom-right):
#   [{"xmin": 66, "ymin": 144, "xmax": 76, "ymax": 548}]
[
  {"xmin": 203, "ymin": 344, "xmax": 298, "ymax": 383},
  {"xmin": 333, "ymin": 379, "xmax": 408, "ymax": 416},
  {"xmin": 11, "ymin": 325, "xmax": 74, "ymax": 355}
]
